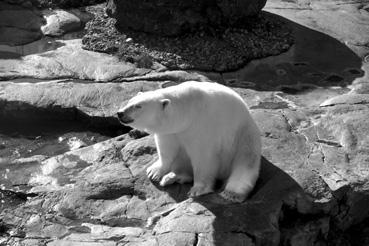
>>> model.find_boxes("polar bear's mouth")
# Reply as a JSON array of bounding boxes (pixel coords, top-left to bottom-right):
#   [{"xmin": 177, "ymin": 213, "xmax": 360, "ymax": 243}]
[{"xmin": 117, "ymin": 112, "xmax": 134, "ymax": 124}]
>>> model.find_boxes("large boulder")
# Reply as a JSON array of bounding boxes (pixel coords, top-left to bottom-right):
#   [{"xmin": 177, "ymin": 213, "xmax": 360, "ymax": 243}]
[
  {"xmin": 107, "ymin": 0, "xmax": 268, "ymax": 36},
  {"xmin": 0, "ymin": 2, "xmax": 43, "ymax": 46},
  {"xmin": 41, "ymin": 9, "xmax": 93, "ymax": 37}
]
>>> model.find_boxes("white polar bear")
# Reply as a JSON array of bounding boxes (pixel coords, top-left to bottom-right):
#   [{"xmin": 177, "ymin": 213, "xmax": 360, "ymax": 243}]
[{"xmin": 117, "ymin": 81, "xmax": 261, "ymax": 202}]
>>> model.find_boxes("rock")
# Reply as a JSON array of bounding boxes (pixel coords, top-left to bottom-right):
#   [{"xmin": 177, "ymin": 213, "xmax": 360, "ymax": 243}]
[
  {"xmin": 0, "ymin": 0, "xmax": 369, "ymax": 245},
  {"xmin": 33, "ymin": 0, "xmax": 106, "ymax": 9},
  {"xmin": 0, "ymin": 39, "xmax": 157, "ymax": 81},
  {"xmin": 41, "ymin": 9, "xmax": 92, "ymax": 37},
  {"xmin": 66, "ymin": 137, "xmax": 87, "ymax": 150},
  {"xmin": 0, "ymin": 80, "xmax": 161, "ymax": 126},
  {"xmin": 0, "ymin": 2, "xmax": 43, "ymax": 46},
  {"xmin": 107, "ymin": 0, "xmax": 267, "ymax": 36},
  {"xmin": 265, "ymin": 0, "xmax": 369, "ymax": 58},
  {"xmin": 81, "ymin": 223, "xmax": 144, "ymax": 239},
  {"xmin": 116, "ymin": 70, "xmax": 211, "ymax": 83},
  {"xmin": 1, "ymin": 90, "xmax": 369, "ymax": 245},
  {"xmin": 320, "ymin": 94, "xmax": 369, "ymax": 107},
  {"xmin": 85, "ymin": 3, "xmax": 293, "ymax": 72}
]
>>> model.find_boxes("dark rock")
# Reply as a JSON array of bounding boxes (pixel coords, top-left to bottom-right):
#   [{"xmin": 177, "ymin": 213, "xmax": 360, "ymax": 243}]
[
  {"xmin": 0, "ymin": 2, "xmax": 43, "ymax": 46},
  {"xmin": 13, "ymin": 0, "xmax": 107, "ymax": 9},
  {"xmin": 83, "ymin": 5, "xmax": 294, "ymax": 72},
  {"xmin": 107, "ymin": 0, "xmax": 267, "ymax": 37}
]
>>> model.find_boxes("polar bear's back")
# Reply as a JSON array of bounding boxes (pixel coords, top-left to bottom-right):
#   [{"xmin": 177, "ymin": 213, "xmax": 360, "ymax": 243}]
[
  {"xmin": 160, "ymin": 81, "xmax": 257, "ymax": 141},
  {"xmin": 166, "ymin": 81, "xmax": 251, "ymax": 121},
  {"xmin": 162, "ymin": 81, "xmax": 247, "ymax": 109}
]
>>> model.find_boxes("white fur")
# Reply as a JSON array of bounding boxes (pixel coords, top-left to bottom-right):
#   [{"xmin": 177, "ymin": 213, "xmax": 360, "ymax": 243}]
[{"xmin": 118, "ymin": 81, "xmax": 261, "ymax": 202}]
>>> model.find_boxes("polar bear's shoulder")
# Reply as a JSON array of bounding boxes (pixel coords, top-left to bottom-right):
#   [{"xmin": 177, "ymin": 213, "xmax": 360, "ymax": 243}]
[{"xmin": 163, "ymin": 81, "xmax": 237, "ymax": 97}]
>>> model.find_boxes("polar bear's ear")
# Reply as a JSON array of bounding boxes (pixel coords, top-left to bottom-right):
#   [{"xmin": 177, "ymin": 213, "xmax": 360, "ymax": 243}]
[
  {"xmin": 161, "ymin": 99, "xmax": 170, "ymax": 110},
  {"xmin": 137, "ymin": 91, "xmax": 143, "ymax": 95}
]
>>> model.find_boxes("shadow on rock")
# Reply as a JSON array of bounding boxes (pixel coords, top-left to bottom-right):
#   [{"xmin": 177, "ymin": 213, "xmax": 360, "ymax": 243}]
[
  {"xmin": 154, "ymin": 156, "xmax": 324, "ymax": 246},
  {"xmin": 0, "ymin": 100, "xmax": 129, "ymax": 137},
  {"xmin": 224, "ymin": 12, "xmax": 364, "ymax": 93},
  {"xmin": 0, "ymin": 39, "xmax": 66, "ymax": 59},
  {"xmin": 0, "ymin": 2, "xmax": 44, "ymax": 47}
]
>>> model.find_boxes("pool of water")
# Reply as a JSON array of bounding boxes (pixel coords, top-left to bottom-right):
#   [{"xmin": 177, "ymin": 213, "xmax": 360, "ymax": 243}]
[
  {"xmin": 0, "ymin": 119, "xmax": 115, "ymax": 210},
  {"xmin": 0, "ymin": 32, "xmax": 84, "ymax": 59}
]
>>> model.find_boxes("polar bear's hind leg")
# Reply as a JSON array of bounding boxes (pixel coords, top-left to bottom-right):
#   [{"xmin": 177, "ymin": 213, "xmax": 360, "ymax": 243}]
[
  {"xmin": 220, "ymin": 129, "xmax": 261, "ymax": 202},
  {"xmin": 187, "ymin": 149, "xmax": 219, "ymax": 197},
  {"xmin": 220, "ymin": 156, "xmax": 260, "ymax": 202}
]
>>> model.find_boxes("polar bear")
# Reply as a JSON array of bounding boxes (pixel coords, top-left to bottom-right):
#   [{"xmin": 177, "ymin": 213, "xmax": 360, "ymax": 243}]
[{"xmin": 117, "ymin": 81, "xmax": 261, "ymax": 202}]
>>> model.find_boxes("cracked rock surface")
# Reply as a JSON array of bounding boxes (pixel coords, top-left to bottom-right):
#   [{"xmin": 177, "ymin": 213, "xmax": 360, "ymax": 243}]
[{"xmin": 1, "ymin": 0, "xmax": 369, "ymax": 245}]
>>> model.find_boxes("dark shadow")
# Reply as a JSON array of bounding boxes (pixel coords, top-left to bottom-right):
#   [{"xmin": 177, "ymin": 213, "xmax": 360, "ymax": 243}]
[
  {"xmin": 0, "ymin": 4, "xmax": 66, "ymax": 59},
  {"xmin": 0, "ymin": 39, "xmax": 66, "ymax": 60},
  {"xmin": 0, "ymin": 37, "xmax": 65, "ymax": 59},
  {"xmin": 0, "ymin": 100, "xmax": 128, "ymax": 136},
  {"xmin": 225, "ymin": 11, "xmax": 364, "ymax": 92},
  {"xmin": 0, "ymin": 51, "xmax": 22, "ymax": 60},
  {"xmin": 0, "ymin": 100, "xmax": 130, "ymax": 159}
]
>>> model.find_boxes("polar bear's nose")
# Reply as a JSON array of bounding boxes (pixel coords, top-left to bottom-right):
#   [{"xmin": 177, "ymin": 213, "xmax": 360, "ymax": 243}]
[{"xmin": 117, "ymin": 111, "xmax": 134, "ymax": 124}]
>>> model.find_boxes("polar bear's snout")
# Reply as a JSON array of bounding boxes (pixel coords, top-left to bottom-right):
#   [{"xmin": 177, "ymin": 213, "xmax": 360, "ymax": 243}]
[{"xmin": 117, "ymin": 111, "xmax": 134, "ymax": 124}]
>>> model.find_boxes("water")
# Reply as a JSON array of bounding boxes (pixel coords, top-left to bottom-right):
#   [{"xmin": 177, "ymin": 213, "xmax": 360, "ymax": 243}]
[
  {"xmin": 0, "ymin": 119, "xmax": 113, "ymax": 210},
  {"xmin": 0, "ymin": 31, "xmax": 84, "ymax": 59}
]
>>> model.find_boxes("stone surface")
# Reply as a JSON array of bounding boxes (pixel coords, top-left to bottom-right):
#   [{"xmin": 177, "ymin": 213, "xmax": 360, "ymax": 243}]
[
  {"xmin": 3, "ymin": 0, "xmax": 106, "ymax": 9},
  {"xmin": 1, "ymin": 75, "xmax": 369, "ymax": 245},
  {"xmin": 0, "ymin": 80, "xmax": 161, "ymax": 126},
  {"xmin": 107, "ymin": 0, "xmax": 267, "ymax": 36},
  {"xmin": 41, "ymin": 9, "xmax": 92, "ymax": 37},
  {"xmin": 0, "ymin": 39, "xmax": 158, "ymax": 81},
  {"xmin": 0, "ymin": 2, "xmax": 43, "ymax": 46},
  {"xmin": 265, "ymin": 0, "xmax": 369, "ymax": 59},
  {"xmin": 1, "ymin": 0, "xmax": 369, "ymax": 245}
]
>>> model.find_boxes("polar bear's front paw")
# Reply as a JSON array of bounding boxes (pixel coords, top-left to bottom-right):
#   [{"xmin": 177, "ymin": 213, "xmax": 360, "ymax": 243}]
[
  {"xmin": 159, "ymin": 172, "xmax": 177, "ymax": 186},
  {"xmin": 188, "ymin": 183, "xmax": 213, "ymax": 198},
  {"xmin": 146, "ymin": 162, "xmax": 167, "ymax": 182},
  {"xmin": 219, "ymin": 190, "xmax": 245, "ymax": 203}
]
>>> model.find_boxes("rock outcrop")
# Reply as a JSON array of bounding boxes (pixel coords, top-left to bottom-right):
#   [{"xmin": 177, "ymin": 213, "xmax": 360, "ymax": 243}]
[
  {"xmin": 41, "ymin": 9, "xmax": 93, "ymax": 37},
  {"xmin": 0, "ymin": 39, "xmax": 156, "ymax": 81},
  {"xmin": 0, "ymin": 1, "xmax": 98, "ymax": 47},
  {"xmin": 107, "ymin": 0, "xmax": 268, "ymax": 36},
  {"xmin": 1, "ymin": 82, "xmax": 369, "ymax": 244},
  {"xmin": 0, "ymin": 2, "xmax": 43, "ymax": 46},
  {"xmin": 84, "ymin": 3, "xmax": 293, "ymax": 72}
]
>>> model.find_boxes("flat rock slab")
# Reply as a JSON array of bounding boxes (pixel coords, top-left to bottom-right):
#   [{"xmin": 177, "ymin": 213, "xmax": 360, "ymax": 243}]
[
  {"xmin": 0, "ymin": 80, "xmax": 161, "ymax": 125},
  {"xmin": 0, "ymin": 39, "xmax": 158, "ymax": 81},
  {"xmin": 265, "ymin": 0, "xmax": 369, "ymax": 58}
]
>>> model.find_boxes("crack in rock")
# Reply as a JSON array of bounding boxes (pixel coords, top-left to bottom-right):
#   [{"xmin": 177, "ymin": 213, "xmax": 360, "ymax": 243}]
[{"xmin": 316, "ymin": 139, "xmax": 343, "ymax": 148}]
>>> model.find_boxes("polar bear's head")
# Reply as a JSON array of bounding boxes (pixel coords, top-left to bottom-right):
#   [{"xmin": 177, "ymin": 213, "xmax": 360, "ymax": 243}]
[{"xmin": 117, "ymin": 91, "xmax": 176, "ymax": 133}]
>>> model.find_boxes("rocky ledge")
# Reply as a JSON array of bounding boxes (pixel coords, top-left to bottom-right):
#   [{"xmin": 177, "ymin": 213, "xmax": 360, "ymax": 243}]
[{"xmin": 1, "ymin": 77, "xmax": 369, "ymax": 245}]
